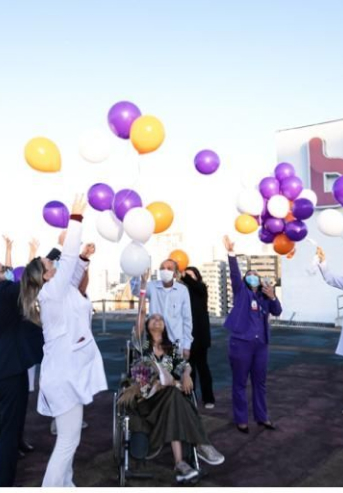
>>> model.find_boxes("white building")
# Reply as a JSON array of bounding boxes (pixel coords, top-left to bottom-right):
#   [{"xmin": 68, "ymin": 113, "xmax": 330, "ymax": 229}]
[
  {"xmin": 201, "ymin": 261, "xmax": 228, "ymax": 317},
  {"xmin": 276, "ymin": 118, "xmax": 343, "ymax": 324}
]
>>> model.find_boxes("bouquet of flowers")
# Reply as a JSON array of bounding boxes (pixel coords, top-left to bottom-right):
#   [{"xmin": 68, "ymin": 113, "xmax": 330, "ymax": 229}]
[
  {"xmin": 118, "ymin": 358, "xmax": 160, "ymax": 407},
  {"xmin": 130, "ymin": 359, "xmax": 159, "ymax": 399}
]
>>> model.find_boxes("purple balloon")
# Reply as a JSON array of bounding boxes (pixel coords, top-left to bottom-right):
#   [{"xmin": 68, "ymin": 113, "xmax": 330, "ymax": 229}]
[
  {"xmin": 292, "ymin": 198, "xmax": 314, "ymax": 220},
  {"xmin": 280, "ymin": 176, "xmax": 303, "ymax": 200},
  {"xmin": 43, "ymin": 201, "xmax": 69, "ymax": 228},
  {"xmin": 13, "ymin": 266, "xmax": 25, "ymax": 282},
  {"xmin": 88, "ymin": 183, "xmax": 115, "ymax": 211},
  {"xmin": 333, "ymin": 176, "xmax": 343, "ymax": 206},
  {"xmin": 259, "ymin": 177, "xmax": 280, "ymax": 199},
  {"xmin": 194, "ymin": 150, "xmax": 220, "ymax": 175},
  {"xmin": 284, "ymin": 220, "xmax": 308, "ymax": 242},
  {"xmin": 107, "ymin": 101, "xmax": 141, "ymax": 139},
  {"xmin": 113, "ymin": 189, "xmax": 142, "ymax": 221},
  {"xmin": 274, "ymin": 162, "xmax": 295, "ymax": 181},
  {"xmin": 258, "ymin": 228, "xmax": 275, "ymax": 244},
  {"xmin": 264, "ymin": 217, "xmax": 285, "ymax": 234}
]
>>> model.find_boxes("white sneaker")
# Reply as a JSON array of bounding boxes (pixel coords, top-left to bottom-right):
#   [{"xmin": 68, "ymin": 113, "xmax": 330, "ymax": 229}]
[
  {"xmin": 196, "ymin": 444, "xmax": 225, "ymax": 465},
  {"xmin": 204, "ymin": 403, "xmax": 215, "ymax": 409},
  {"xmin": 175, "ymin": 461, "xmax": 199, "ymax": 482}
]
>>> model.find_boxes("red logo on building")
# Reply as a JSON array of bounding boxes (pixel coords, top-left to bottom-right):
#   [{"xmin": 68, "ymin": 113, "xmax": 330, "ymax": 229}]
[{"xmin": 309, "ymin": 137, "xmax": 343, "ymax": 208}]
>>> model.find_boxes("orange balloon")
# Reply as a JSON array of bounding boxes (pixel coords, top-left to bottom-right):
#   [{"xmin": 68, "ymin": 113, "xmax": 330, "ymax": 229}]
[
  {"xmin": 285, "ymin": 211, "xmax": 296, "ymax": 222},
  {"xmin": 273, "ymin": 234, "xmax": 295, "ymax": 255},
  {"xmin": 146, "ymin": 201, "xmax": 174, "ymax": 233},
  {"xmin": 235, "ymin": 214, "xmax": 258, "ymax": 234},
  {"xmin": 286, "ymin": 247, "xmax": 296, "ymax": 259},
  {"xmin": 169, "ymin": 249, "xmax": 189, "ymax": 272}
]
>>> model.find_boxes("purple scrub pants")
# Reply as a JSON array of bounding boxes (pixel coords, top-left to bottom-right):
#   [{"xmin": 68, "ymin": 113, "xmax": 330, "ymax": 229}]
[{"xmin": 228, "ymin": 337, "xmax": 269, "ymax": 424}]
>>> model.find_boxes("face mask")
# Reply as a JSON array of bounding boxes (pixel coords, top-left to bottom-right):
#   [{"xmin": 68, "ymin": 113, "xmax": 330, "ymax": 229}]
[
  {"xmin": 4, "ymin": 269, "xmax": 15, "ymax": 282},
  {"xmin": 159, "ymin": 269, "xmax": 174, "ymax": 283},
  {"xmin": 53, "ymin": 260, "xmax": 60, "ymax": 270},
  {"xmin": 245, "ymin": 274, "xmax": 260, "ymax": 288}
]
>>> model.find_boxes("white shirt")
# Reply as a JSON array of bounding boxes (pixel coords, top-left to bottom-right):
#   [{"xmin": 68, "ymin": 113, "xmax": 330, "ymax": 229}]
[{"xmin": 37, "ymin": 220, "xmax": 108, "ymax": 417}]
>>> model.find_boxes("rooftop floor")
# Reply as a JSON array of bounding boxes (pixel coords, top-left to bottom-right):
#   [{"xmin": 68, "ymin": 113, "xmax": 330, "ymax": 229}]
[{"xmin": 16, "ymin": 322, "xmax": 343, "ymax": 487}]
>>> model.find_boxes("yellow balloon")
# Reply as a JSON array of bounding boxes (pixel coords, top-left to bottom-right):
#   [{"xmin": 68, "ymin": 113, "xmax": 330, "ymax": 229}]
[
  {"xmin": 235, "ymin": 214, "xmax": 258, "ymax": 234},
  {"xmin": 130, "ymin": 115, "xmax": 165, "ymax": 154},
  {"xmin": 25, "ymin": 137, "xmax": 61, "ymax": 172},
  {"xmin": 146, "ymin": 201, "xmax": 174, "ymax": 233}
]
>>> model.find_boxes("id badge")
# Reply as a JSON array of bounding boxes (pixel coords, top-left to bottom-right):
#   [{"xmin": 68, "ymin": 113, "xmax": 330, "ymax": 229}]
[{"xmin": 251, "ymin": 300, "xmax": 258, "ymax": 311}]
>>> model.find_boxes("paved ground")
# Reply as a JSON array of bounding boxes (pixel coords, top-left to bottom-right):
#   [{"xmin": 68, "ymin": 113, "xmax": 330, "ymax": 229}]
[{"xmin": 16, "ymin": 321, "xmax": 343, "ymax": 487}]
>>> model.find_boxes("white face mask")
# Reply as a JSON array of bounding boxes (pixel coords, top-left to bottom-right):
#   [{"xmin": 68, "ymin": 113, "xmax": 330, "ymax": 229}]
[{"xmin": 159, "ymin": 269, "xmax": 174, "ymax": 284}]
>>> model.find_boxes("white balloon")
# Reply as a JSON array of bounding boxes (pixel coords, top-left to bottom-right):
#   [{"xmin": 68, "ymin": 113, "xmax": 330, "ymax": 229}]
[
  {"xmin": 120, "ymin": 241, "xmax": 151, "ymax": 277},
  {"xmin": 96, "ymin": 210, "xmax": 123, "ymax": 242},
  {"xmin": 298, "ymin": 188, "xmax": 318, "ymax": 206},
  {"xmin": 236, "ymin": 189, "xmax": 264, "ymax": 216},
  {"xmin": 317, "ymin": 209, "xmax": 343, "ymax": 237},
  {"xmin": 79, "ymin": 129, "xmax": 112, "ymax": 163},
  {"xmin": 267, "ymin": 195, "xmax": 290, "ymax": 218},
  {"xmin": 123, "ymin": 207, "xmax": 155, "ymax": 243}
]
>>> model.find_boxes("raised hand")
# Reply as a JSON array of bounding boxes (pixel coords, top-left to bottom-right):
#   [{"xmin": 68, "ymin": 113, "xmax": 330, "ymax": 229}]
[
  {"xmin": 2, "ymin": 235, "xmax": 13, "ymax": 249},
  {"xmin": 71, "ymin": 194, "xmax": 87, "ymax": 216},
  {"xmin": 141, "ymin": 269, "xmax": 150, "ymax": 284},
  {"xmin": 81, "ymin": 242, "xmax": 96, "ymax": 259},
  {"xmin": 316, "ymin": 246, "xmax": 325, "ymax": 263},
  {"xmin": 28, "ymin": 238, "xmax": 40, "ymax": 261},
  {"xmin": 262, "ymin": 284, "xmax": 276, "ymax": 300},
  {"xmin": 223, "ymin": 235, "xmax": 235, "ymax": 253}
]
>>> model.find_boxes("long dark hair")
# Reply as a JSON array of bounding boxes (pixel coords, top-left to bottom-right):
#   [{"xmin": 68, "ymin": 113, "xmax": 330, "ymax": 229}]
[
  {"xmin": 145, "ymin": 317, "xmax": 173, "ymax": 356},
  {"xmin": 186, "ymin": 266, "xmax": 203, "ymax": 283}
]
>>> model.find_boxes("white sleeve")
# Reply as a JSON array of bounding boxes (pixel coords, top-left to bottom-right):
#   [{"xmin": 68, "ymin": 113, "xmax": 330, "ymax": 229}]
[
  {"xmin": 71, "ymin": 258, "xmax": 89, "ymax": 289},
  {"xmin": 318, "ymin": 261, "xmax": 343, "ymax": 290},
  {"xmin": 181, "ymin": 288, "xmax": 193, "ymax": 350},
  {"xmin": 40, "ymin": 220, "xmax": 82, "ymax": 300}
]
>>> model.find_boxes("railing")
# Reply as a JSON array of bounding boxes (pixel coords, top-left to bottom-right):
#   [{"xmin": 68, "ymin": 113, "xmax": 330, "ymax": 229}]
[{"xmin": 92, "ymin": 299, "xmax": 140, "ymax": 335}]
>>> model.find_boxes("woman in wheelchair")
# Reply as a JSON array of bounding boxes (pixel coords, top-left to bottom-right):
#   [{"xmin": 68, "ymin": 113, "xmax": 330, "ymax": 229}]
[{"xmin": 119, "ymin": 272, "xmax": 225, "ymax": 483}]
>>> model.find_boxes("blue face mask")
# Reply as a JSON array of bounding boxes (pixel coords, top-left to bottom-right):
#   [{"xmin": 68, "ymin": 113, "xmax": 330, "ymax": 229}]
[
  {"xmin": 245, "ymin": 274, "xmax": 260, "ymax": 288},
  {"xmin": 4, "ymin": 269, "xmax": 15, "ymax": 282}
]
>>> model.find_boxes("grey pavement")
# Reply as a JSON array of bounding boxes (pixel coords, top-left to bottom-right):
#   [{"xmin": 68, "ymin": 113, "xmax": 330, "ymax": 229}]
[{"xmin": 16, "ymin": 320, "xmax": 343, "ymax": 487}]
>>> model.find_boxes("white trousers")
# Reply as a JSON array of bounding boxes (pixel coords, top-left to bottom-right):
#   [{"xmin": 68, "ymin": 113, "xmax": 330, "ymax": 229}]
[{"xmin": 42, "ymin": 404, "xmax": 83, "ymax": 487}]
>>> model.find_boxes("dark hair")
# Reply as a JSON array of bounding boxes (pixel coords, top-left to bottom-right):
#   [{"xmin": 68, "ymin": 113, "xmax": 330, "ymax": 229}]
[
  {"xmin": 186, "ymin": 266, "xmax": 203, "ymax": 282},
  {"xmin": 145, "ymin": 317, "xmax": 173, "ymax": 355}
]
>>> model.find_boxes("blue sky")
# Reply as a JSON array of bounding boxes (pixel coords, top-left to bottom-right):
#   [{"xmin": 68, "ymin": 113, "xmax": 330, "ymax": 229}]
[{"xmin": 1, "ymin": 0, "xmax": 343, "ymax": 280}]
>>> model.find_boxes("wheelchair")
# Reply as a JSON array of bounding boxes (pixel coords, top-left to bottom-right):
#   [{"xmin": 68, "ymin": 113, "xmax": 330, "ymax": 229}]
[{"xmin": 112, "ymin": 340, "xmax": 203, "ymax": 486}]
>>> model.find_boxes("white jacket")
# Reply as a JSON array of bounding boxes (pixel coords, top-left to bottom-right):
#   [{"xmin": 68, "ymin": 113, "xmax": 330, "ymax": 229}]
[
  {"xmin": 318, "ymin": 261, "xmax": 343, "ymax": 356},
  {"xmin": 37, "ymin": 220, "xmax": 108, "ymax": 417}
]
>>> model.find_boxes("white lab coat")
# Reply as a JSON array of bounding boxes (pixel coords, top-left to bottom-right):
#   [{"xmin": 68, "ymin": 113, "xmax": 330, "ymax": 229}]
[
  {"xmin": 318, "ymin": 261, "xmax": 343, "ymax": 356},
  {"xmin": 37, "ymin": 220, "xmax": 108, "ymax": 417}
]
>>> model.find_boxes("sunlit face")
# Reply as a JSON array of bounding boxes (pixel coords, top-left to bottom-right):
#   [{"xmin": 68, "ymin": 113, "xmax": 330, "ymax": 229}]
[
  {"xmin": 41, "ymin": 257, "xmax": 57, "ymax": 281},
  {"xmin": 148, "ymin": 314, "xmax": 165, "ymax": 340}
]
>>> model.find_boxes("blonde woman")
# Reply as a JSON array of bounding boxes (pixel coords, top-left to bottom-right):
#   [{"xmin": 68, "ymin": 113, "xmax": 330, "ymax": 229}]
[{"xmin": 20, "ymin": 195, "xmax": 107, "ymax": 487}]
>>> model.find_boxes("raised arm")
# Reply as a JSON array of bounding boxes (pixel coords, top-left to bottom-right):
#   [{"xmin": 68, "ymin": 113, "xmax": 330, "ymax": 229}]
[
  {"xmin": 317, "ymin": 246, "xmax": 343, "ymax": 290},
  {"xmin": 76, "ymin": 243, "xmax": 95, "ymax": 295},
  {"xmin": 181, "ymin": 288, "xmax": 193, "ymax": 359},
  {"xmin": 42, "ymin": 195, "xmax": 88, "ymax": 299},
  {"xmin": 223, "ymin": 235, "xmax": 243, "ymax": 295},
  {"xmin": 3, "ymin": 235, "xmax": 13, "ymax": 267},
  {"xmin": 134, "ymin": 270, "xmax": 149, "ymax": 339},
  {"xmin": 28, "ymin": 238, "xmax": 40, "ymax": 262}
]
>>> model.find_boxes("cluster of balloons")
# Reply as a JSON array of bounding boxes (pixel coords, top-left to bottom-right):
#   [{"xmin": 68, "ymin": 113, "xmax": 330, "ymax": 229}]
[
  {"xmin": 235, "ymin": 162, "xmax": 318, "ymax": 256},
  {"xmin": 194, "ymin": 149, "xmax": 220, "ymax": 175},
  {"xmin": 108, "ymin": 100, "xmax": 165, "ymax": 155}
]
